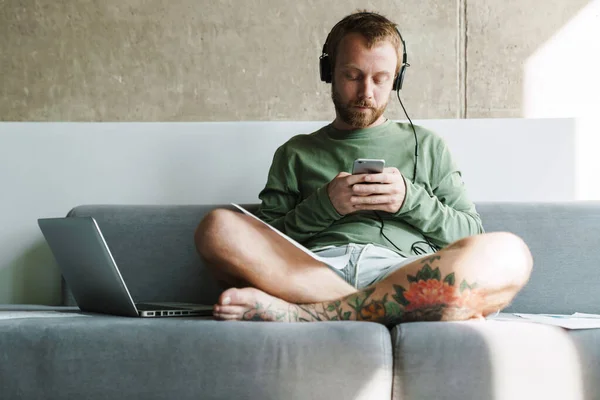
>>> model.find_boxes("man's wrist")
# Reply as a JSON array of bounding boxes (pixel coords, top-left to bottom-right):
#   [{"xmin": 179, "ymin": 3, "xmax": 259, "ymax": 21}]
[
  {"xmin": 393, "ymin": 174, "xmax": 410, "ymax": 215},
  {"xmin": 397, "ymin": 173, "xmax": 408, "ymax": 212},
  {"xmin": 319, "ymin": 184, "xmax": 344, "ymax": 219}
]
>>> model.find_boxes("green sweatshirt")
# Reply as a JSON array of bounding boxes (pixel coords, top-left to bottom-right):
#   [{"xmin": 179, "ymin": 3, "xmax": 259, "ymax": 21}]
[{"xmin": 255, "ymin": 120, "xmax": 483, "ymax": 256}]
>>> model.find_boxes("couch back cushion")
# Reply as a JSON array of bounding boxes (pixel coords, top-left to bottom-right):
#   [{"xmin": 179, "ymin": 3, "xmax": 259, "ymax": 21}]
[
  {"xmin": 66, "ymin": 202, "xmax": 600, "ymax": 314},
  {"xmin": 478, "ymin": 201, "xmax": 600, "ymax": 314}
]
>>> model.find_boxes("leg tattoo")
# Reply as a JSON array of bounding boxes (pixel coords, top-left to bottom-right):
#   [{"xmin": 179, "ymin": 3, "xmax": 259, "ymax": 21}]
[{"xmin": 233, "ymin": 254, "xmax": 485, "ymax": 324}]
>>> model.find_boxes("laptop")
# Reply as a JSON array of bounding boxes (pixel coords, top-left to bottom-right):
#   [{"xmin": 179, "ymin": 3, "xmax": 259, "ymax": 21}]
[{"xmin": 38, "ymin": 216, "xmax": 213, "ymax": 318}]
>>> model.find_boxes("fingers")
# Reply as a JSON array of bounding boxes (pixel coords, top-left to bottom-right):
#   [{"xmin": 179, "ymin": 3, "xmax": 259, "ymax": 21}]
[
  {"xmin": 363, "ymin": 171, "xmax": 401, "ymax": 184},
  {"xmin": 353, "ymin": 183, "xmax": 390, "ymax": 195},
  {"xmin": 334, "ymin": 171, "xmax": 363, "ymax": 187},
  {"xmin": 352, "ymin": 178, "xmax": 402, "ymax": 195},
  {"xmin": 345, "ymin": 173, "xmax": 369, "ymax": 186},
  {"xmin": 350, "ymin": 192, "xmax": 404, "ymax": 214},
  {"xmin": 346, "ymin": 169, "xmax": 401, "ymax": 185},
  {"xmin": 383, "ymin": 167, "xmax": 400, "ymax": 174},
  {"xmin": 351, "ymin": 194, "xmax": 397, "ymax": 205}
]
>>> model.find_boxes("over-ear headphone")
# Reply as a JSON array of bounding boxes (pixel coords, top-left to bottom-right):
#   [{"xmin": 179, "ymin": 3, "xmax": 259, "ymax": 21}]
[{"xmin": 319, "ymin": 14, "xmax": 409, "ymax": 91}]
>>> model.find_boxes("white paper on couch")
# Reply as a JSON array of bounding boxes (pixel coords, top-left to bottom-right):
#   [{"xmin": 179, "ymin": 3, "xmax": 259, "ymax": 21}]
[
  {"xmin": 230, "ymin": 203, "xmax": 351, "ymax": 270},
  {"xmin": 512, "ymin": 313, "xmax": 600, "ymax": 329}
]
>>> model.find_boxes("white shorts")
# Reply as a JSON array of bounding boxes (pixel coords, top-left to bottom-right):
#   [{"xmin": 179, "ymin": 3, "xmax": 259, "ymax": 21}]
[{"xmin": 313, "ymin": 243, "xmax": 430, "ymax": 289}]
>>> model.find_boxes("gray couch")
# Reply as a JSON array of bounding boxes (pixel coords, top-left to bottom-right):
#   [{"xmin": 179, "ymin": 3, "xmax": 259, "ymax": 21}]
[{"xmin": 2, "ymin": 202, "xmax": 600, "ymax": 400}]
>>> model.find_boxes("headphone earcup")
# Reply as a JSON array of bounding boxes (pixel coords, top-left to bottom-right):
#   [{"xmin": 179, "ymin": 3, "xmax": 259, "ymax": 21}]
[
  {"xmin": 393, "ymin": 65, "xmax": 406, "ymax": 91},
  {"xmin": 320, "ymin": 54, "xmax": 332, "ymax": 83}
]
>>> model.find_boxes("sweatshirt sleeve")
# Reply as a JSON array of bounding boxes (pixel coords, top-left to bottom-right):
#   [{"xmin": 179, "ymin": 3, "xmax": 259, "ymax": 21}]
[
  {"xmin": 394, "ymin": 137, "xmax": 484, "ymax": 248},
  {"xmin": 255, "ymin": 145, "xmax": 343, "ymax": 243}
]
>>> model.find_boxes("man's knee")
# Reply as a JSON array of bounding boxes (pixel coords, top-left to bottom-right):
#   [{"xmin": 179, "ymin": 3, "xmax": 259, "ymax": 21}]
[
  {"xmin": 451, "ymin": 231, "xmax": 533, "ymax": 287},
  {"xmin": 194, "ymin": 208, "xmax": 239, "ymax": 258},
  {"xmin": 488, "ymin": 231, "xmax": 533, "ymax": 287},
  {"xmin": 443, "ymin": 232, "xmax": 533, "ymax": 318}
]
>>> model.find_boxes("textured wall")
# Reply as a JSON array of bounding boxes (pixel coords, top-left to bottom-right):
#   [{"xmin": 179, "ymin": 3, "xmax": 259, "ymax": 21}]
[
  {"xmin": 0, "ymin": 0, "xmax": 593, "ymax": 120},
  {"xmin": 466, "ymin": 0, "xmax": 593, "ymax": 117}
]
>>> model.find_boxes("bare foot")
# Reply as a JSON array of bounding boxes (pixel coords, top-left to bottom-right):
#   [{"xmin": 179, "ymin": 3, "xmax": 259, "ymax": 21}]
[{"xmin": 214, "ymin": 287, "xmax": 310, "ymax": 322}]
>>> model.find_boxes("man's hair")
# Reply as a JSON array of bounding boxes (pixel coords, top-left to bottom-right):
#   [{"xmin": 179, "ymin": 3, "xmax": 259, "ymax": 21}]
[{"xmin": 325, "ymin": 10, "xmax": 403, "ymax": 76}]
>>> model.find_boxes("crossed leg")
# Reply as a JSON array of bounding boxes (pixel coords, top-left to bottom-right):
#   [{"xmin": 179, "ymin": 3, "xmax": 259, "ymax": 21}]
[
  {"xmin": 195, "ymin": 208, "xmax": 358, "ymax": 304},
  {"xmin": 195, "ymin": 208, "xmax": 533, "ymax": 325}
]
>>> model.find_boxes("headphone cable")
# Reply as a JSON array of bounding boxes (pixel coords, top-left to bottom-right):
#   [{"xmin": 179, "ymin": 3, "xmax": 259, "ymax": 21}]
[
  {"xmin": 373, "ymin": 87, "xmax": 439, "ymax": 255},
  {"xmin": 396, "ymin": 88, "xmax": 418, "ymax": 184}
]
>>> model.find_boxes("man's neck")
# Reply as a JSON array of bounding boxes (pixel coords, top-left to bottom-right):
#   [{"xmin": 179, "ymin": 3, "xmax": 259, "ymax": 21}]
[{"xmin": 332, "ymin": 115, "xmax": 387, "ymax": 130}]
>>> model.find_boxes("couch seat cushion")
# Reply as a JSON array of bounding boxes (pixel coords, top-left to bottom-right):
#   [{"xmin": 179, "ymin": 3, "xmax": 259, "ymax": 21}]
[
  {"xmin": 391, "ymin": 318, "xmax": 600, "ymax": 400},
  {"xmin": 1, "ymin": 308, "xmax": 392, "ymax": 400}
]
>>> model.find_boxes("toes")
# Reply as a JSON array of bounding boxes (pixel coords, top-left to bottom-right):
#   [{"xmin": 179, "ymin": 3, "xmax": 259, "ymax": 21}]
[
  {"xmin": 214, "ymin": 287, "xmax": 287, "ymax": 322},
  {"xmin": 214, "ymin": 304, "xmax": 247, "ymax": 318},
  {"xmin": 217, "ymin": 288, "xmax": 237, "ymax": 306},
  {"xmin": 214, "ymin": 312, "xmax": 241, "ymax": 321},
  {"xmin": 218, "ymin": 287, "xmax": 259, "ymax": 307},
  {"xmin": 214, "ymin": 308, "xmax": 246, "ymax": 321}
]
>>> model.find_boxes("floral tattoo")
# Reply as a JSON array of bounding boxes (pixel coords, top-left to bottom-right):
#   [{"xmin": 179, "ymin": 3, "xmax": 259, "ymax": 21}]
[{"xmin": 242, "ymin": 254, "xmax": 484, "ymax": 324}]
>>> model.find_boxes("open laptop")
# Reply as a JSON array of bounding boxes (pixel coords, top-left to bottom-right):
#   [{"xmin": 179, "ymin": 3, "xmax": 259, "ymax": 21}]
[{"xmin": 38, "ymin": 216, "xmax": 213, "ymax": 318}]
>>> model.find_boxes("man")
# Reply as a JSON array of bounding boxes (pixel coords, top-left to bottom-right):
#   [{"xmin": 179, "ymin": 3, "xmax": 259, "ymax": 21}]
[{"xmin": 195, "ymin": 11, "xmax": 532, "ymax": 324}]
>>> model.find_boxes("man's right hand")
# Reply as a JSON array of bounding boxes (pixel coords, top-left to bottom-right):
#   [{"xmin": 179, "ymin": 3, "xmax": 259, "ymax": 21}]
[{"xmin": 327, "ymin": 172, "xmax": 363, "ymax": 215}]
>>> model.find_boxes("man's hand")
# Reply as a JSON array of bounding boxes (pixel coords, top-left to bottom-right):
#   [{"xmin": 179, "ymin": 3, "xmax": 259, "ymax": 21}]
[{"xmin": 327, "ymin": 167, "xmax": 407, "ymax": 216}]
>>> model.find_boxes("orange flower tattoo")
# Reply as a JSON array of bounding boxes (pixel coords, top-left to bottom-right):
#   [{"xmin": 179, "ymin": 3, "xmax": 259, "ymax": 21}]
[{"xmin": 403, "ymin": 279, "xmax": 458, "ymax": 312}]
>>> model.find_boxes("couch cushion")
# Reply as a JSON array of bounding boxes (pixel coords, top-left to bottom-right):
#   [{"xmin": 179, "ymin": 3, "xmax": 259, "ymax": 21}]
[
  {"xmin": 391, "ymin": 319, "xmax": 599, "ymax": 400},
  {"xmin": 477, "ymin": 201, "xmax": 600, "ymax": 314},
  {"xmin": 0, "ymin": 310, "xmax": 393, "ymax": 400}
]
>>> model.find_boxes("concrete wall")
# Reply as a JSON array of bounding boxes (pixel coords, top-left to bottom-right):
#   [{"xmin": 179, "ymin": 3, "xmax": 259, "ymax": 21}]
[{"xmin": 1, "ymin": 0, "xmax": 593, "ymax": 121}]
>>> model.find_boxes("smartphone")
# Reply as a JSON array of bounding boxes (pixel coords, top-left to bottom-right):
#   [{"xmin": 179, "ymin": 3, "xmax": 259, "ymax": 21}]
[{"xmin": 352, "ymin": 158, "xmax": 385, "ymax": 175}]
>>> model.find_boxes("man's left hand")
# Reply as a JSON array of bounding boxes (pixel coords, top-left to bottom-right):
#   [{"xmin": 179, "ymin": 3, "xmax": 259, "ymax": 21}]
[{"xmin": 351, "ymin": 167, "xmax": 407, "ymax": 213}]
